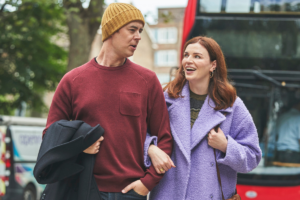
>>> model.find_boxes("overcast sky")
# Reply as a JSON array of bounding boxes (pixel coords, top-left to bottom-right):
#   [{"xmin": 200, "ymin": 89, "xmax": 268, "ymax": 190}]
[{"xmin": 104, "ymin": 0, "xmax": 188, "ymax": 24}]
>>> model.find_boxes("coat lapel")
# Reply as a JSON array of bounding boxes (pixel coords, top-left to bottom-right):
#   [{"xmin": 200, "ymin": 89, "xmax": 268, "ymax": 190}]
[
  {"xmin": 165, "ymin": 81, "xmax": 234, "ymax": 161},
  {"xmin": 190, "ymin": 94, "xmax": 233, "ymax": 150},
  {"xmin": 166, "ymin": 83, "xmax": 191, "ymax": 163}
]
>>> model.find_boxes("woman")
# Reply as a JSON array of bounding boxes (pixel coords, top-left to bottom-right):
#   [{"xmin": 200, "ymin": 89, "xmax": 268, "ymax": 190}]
[{"xmin": 145, "ymin": 36, "xmax": 262, "ymax": 200}]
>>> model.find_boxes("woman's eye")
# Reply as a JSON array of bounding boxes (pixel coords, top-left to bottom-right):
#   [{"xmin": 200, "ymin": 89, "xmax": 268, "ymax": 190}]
[
  {"xmin": 195, "ymin": 55, "xmax": 200, "ymax": 58},
  {"xmin": 184, "ymin": 54, "xmax": 188, "ymax": 57}
]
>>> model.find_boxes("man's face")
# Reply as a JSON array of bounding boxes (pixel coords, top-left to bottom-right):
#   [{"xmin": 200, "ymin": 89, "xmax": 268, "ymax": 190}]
[{"xmin": 110, "ymin": 21, "xmax": 144, "ymax": 58}]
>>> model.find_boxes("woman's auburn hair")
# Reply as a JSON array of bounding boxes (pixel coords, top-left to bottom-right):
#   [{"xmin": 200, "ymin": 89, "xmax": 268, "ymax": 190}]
[{"xmin": 163, "ymin": 36, "xmax": 237, "ymax": 110}]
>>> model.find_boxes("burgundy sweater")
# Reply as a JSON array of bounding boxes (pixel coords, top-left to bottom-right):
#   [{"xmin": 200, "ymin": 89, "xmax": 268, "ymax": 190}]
[{"xmin": 43, "ymin": 58, "xmax": 173, "ymax": 192}]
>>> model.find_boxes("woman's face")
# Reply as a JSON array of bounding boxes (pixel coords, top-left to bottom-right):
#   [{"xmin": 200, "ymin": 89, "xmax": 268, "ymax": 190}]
[{"xmin": 182, "ymin": 43, "xmax": 216, "ymax": 83}]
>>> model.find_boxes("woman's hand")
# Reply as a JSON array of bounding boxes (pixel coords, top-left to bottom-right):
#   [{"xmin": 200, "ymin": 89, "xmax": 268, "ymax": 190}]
[
  {"xmin": 148, "ymin": 145, "xmax": 175, "ymax": 174},
  {"xmin": 83, "ymin": 136, "xmax": 104, "ymax": 154},
  {"xmin": 207, "ymin": 127, "xmax": 228, "ymax": 153}
]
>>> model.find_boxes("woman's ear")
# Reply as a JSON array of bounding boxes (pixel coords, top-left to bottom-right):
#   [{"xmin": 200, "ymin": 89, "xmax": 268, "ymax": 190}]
[{"xmin": 210, "ymin": 60, "xmax": 217, "ymax": 72}]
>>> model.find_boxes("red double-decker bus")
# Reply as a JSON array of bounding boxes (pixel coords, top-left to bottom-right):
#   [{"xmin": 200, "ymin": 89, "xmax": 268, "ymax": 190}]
[{"xmin": 180, "ymin": 0, "xmax": 300, "ymax": 199}]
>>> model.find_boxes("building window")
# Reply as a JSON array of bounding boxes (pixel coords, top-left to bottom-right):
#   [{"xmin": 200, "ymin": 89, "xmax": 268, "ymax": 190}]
[
  {"xmin": 156, "ymin": 73, "xmax": 170, "ymax": 84},
  {"xmin": 155, "ymin": 50, "xmax": 177, "ymax": 67},
  {"xmin": 151, "ymin": 27, "xmax": 178, "ymax": 44}
]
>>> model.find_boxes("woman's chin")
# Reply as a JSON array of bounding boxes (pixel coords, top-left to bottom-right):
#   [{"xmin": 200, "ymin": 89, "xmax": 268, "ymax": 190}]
[
  {"xmin": 186, "ymin": 75, "xmax": 198, "ymax": 82},
  {"xmin": 186, "ymin": 75, "xmax": 210, "ymax": 85}
]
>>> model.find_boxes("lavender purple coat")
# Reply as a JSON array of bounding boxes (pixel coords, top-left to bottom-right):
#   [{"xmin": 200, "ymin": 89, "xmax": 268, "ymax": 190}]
[{"xmin": 146, "ymin": 82, "xmax": 262, "ymax": 200}]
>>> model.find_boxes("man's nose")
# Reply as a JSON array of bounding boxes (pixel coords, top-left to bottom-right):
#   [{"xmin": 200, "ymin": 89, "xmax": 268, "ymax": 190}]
[{"xmin": 135, "ymin": 31, "xmax": 141, "ymax": 40}]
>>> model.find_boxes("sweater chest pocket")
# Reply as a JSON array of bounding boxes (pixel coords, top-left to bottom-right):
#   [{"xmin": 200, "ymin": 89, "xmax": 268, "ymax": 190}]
[{"xmin": 120, "ymin": 92, "xmax": 141, "ymax": 117}]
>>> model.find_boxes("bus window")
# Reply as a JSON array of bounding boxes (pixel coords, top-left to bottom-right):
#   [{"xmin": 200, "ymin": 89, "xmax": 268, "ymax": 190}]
[
  {"xmin": 268, "ymin": 90, "xmax": 300, "ymax": 166},
  {"xmin": 192, "ymin": 18, "xmax": 300, "ymax": 71},
  {"xmin": 199, "ymin": 0, "xmax": 300, "ymax": 13}
]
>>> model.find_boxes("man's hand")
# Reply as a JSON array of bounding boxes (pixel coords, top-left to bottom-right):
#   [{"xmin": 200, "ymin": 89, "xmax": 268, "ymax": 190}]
[
  {"xmin": 148, "ymin": 145, "xmax": 175, "ymax": 174},
  {"xmin": 207, "ymin": 127, "xmax": 228, "ymax": 153},
  {"xmin": 83, "ymin": 136, "xmax": 104, "ymax": 154},
  {"xmin": 122, "ymin": 180, "xmax": 149, "ymax": 196}
]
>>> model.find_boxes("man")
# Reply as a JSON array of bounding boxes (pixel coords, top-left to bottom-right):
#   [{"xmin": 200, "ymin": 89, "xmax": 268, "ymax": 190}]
[
  {"xmin": 44, "ymin": 3, "xmax": 173, "ymax": 200},
  {"xmin": 276, "ymin": 97, "xmax": 300, "ymax": 164}
]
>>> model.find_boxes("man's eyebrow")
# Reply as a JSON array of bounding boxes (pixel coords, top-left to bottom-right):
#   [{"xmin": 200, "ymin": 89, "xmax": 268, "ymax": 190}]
[
  {"xmin": 129, "ymin": 26, "xmax": 143, "ymax": 31},
  {"xmin": 129, "ymin": 26, "xmax": 138, "ymax": 29}
]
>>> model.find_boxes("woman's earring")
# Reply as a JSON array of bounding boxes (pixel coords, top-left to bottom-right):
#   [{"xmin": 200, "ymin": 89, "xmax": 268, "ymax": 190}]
[{"xmin": 210, "ymin": 70, "xmax": 214, "ymax": 78}]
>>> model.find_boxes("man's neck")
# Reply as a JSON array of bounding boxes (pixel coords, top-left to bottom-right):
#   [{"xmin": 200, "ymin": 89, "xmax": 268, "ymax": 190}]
[{"xmin": 96, "ymin": 42, "xmax": 126, "ymax": 67}]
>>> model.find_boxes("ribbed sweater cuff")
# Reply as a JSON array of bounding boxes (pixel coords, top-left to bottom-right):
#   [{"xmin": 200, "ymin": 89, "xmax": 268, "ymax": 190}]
[{"xmin": 140, "ymin": 174, "xmax": 157, "ymax": 191}]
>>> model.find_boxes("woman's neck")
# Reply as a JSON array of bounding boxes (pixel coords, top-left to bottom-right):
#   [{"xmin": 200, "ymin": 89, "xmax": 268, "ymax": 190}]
[{"xmin": 189, "ymin": 79, "xmax": 209, "ymax": 95}]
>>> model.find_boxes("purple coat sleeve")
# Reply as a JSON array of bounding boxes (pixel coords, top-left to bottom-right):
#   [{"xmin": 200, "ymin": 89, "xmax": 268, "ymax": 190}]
[
  {"xmin": 217, "ymin": 99, "xmax": 262, "ymax": 173},
  {"xmin": 144, "ymin": 133, "xmax": 158, "ymax": 168}
]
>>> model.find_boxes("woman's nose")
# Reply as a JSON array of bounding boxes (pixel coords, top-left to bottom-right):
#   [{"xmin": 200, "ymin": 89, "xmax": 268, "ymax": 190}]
[{"xmin": 186, "ymin": 56, "xmax": 193, "ymax": 63}]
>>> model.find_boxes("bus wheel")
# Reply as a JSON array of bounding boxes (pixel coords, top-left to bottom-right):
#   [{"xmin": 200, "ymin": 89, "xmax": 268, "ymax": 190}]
[{"xmin": 23, "ymin": 185, "xmax": 36, "ymax": 200}]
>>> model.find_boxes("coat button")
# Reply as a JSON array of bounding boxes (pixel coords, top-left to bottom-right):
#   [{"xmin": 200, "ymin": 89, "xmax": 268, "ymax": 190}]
[
  {"xmin": 210, "ymin": 194, "xmax": 213, "ymax": 198},
  {"xmin": 211, "ymin": 162, "xmax": 214, "ymax": 166}
]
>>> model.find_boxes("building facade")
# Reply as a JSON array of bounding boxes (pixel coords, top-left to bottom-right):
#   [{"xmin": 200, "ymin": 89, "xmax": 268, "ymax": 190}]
[{"xmin": 149, "ymin": 7, "xmax": 185, "ymax": 84}]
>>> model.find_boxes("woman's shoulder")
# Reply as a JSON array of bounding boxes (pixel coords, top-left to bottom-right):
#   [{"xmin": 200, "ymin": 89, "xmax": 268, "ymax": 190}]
[
  {"xmin": 164, "ymin": 91, "xmax": 175, "ymax": 102},
  {"xmin": 231, "ymin": 96, "xmax": 251, "ymax": 118},
  {"xmin": 232, "ymin": 96, "xmax": 244, "ymax": 107},
  {"xmin": 163, "ymin": 90, "xmax": 185, "ymax": 104}
]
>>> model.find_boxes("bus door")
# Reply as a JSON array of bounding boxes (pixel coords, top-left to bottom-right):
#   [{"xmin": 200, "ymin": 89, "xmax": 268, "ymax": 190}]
[{"xmin": 228, "ymin": 69, "xmax": 300, "ymax": 199}]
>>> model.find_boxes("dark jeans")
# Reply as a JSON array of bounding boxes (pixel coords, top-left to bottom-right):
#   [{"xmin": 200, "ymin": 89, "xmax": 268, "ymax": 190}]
[
  {"xmin": 277, "ymin": 150, "xmax": 300, "ymax": 163},
  {"xmin": 99, "ymin": 190, "xmax": 147, "ymax": 200}
]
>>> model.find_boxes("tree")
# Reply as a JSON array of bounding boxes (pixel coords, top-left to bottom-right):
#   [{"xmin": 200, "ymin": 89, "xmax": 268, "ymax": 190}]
[
  {"xmin": 0, "ymin": 0, "xmax": 104, "ymax": 115},
  {"xmin": 63, "ymin": 0, "xmax": 104, "ymax": 71},
  {"xmin": 0, "ymin": 0, "xmax": 67, "ymax": 115}
]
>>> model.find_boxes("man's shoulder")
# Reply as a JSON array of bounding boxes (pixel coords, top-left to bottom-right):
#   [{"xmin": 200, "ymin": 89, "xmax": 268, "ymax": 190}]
[
  {"xmin": 127, "ymin": 60, "xmax": 157, "ymax": 81},
  {"xmin": 62, "ymin": 60, "xmax": 93, "ymax": 82}
]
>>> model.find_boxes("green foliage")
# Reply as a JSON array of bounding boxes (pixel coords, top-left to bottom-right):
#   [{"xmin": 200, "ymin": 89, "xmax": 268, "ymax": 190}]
[
  {"xmin": 160, "ymin": 11, "xmax": 173, "ymax": 23},
  {"xmin": 0, "ymin": 0, "xmax": 67, "ymax": 115}
]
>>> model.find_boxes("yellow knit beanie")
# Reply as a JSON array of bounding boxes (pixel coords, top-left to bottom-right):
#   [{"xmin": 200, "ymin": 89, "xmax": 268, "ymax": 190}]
[{"xmin": 101, "ymin": 3, "xmax": 145, "ymax": 42}]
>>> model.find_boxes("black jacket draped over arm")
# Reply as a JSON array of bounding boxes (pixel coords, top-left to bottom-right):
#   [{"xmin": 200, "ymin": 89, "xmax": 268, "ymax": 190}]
[{"xmin": 34, "ymin": 120, "xmax": 104, "ymax": 200}]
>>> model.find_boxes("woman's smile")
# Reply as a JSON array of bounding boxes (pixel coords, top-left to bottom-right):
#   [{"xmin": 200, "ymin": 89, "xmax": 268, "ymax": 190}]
[{"xmin": 185, "ymin": 66, "xmax": 196, "ymax": 75}]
